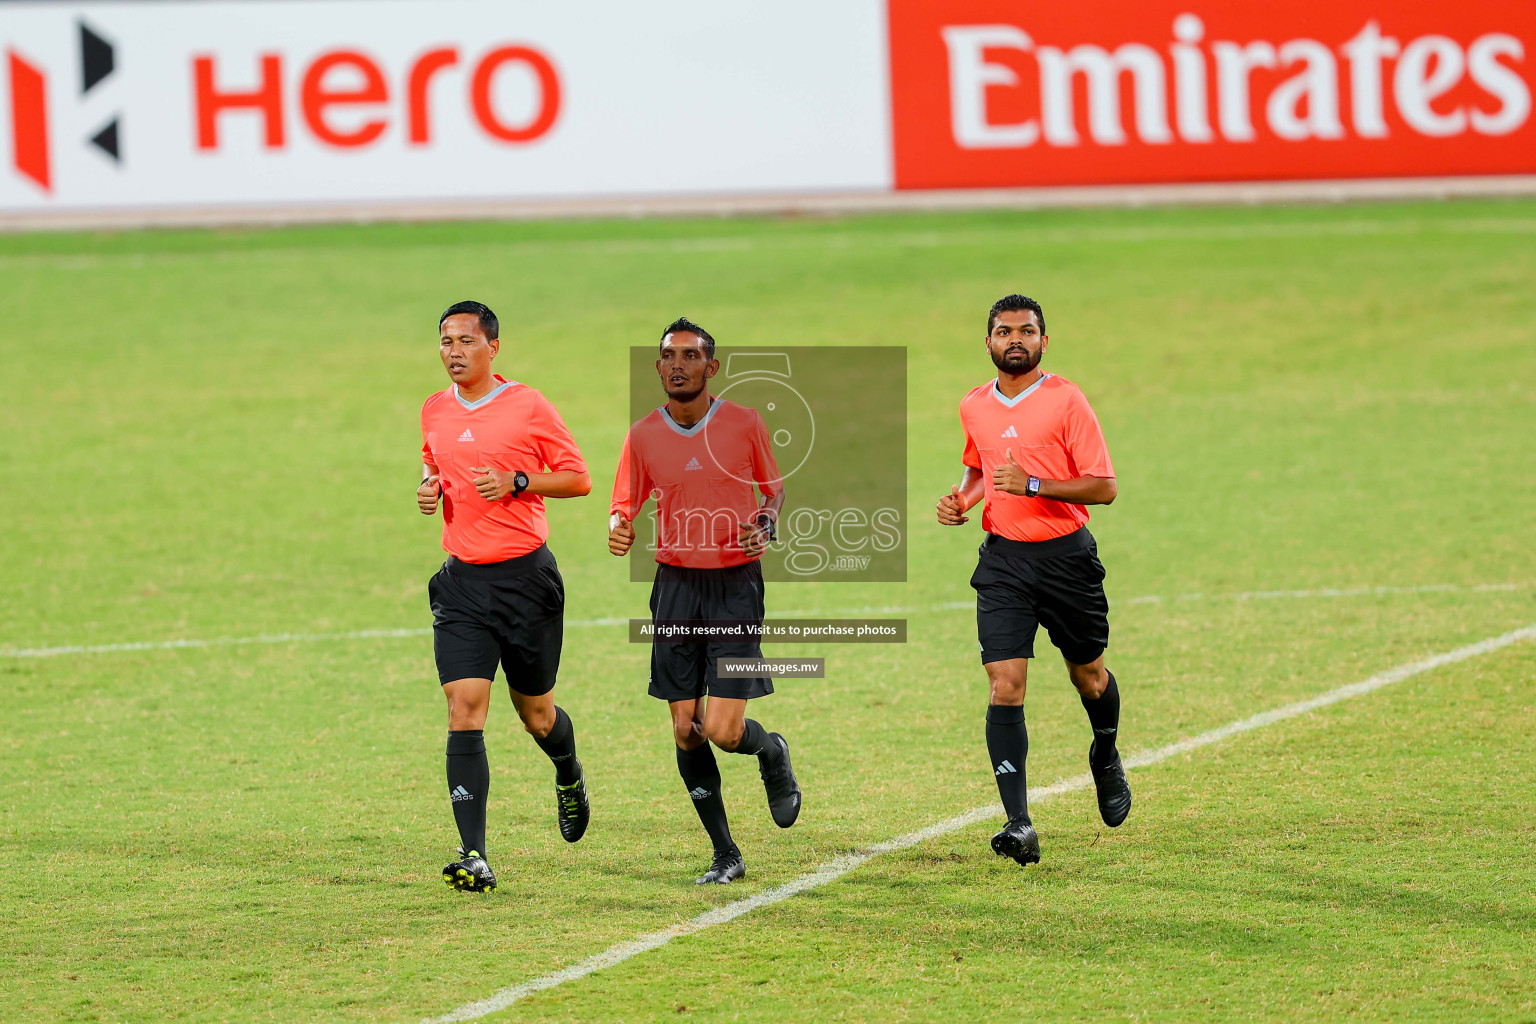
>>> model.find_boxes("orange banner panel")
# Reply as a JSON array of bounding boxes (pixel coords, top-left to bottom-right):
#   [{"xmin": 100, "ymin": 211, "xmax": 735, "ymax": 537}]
[{"xmin": 888, "ymin": 0, "xmax": 1536, "ymax": 188}]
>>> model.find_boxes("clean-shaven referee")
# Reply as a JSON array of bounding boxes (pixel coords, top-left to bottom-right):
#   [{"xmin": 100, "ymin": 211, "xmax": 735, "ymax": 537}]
[
  {"xmin": 608, "ymin": 317, "xmax": 800, "ymax": 885},
  {"xmin": 418, "ymin": 300, "xmax": 593, "ymax": 892},
  {"xmin": 937, "ymin": 294, "xmax": 1131, "ymax": 867}
]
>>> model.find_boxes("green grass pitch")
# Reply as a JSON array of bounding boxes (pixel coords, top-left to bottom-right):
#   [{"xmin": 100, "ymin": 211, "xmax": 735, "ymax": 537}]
[{"xmin": 1, "ymin": 199, "xmax": 1534, "ymax": 1022}]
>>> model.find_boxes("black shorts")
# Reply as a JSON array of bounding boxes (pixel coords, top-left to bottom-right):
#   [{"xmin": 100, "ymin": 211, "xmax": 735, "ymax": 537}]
[
  {"xmin": 428, "ymin": 544, "xmax": 565, "ymax": 695},
  {"xmin": 648, "ymin": 560, "xmax": 774, "ymax": 703},
  {"xmin": 970, "ymin": 528, "xmax": 1110, "ymax": 666}
]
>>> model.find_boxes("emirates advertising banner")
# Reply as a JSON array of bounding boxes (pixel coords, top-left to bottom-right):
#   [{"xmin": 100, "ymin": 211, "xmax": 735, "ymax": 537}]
[
  {"xmin": 0, "ymin": 0, "xmax": 1532, "ymax": 218},
  {"xmin": 890, "ymin": 0, "xmax": 1536, "ymax": 188}
]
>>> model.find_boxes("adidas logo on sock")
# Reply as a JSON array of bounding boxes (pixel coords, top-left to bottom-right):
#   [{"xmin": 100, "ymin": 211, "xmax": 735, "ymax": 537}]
[
  {"xmin": 684, "ymin": 457, "xmax": 703, "ymax": 471},
  {"xmin": 450, "ymin": 785, "xmax": 474, "ymax": 802},
  {"xmin": 458, "ymin": 429, "xmax": 474, "ymax": 442},
  {"xmin": 1093, "ymin": 727, "xmax": 1117, "ymax": 735},
  {"xmin": 1000, "ymin": 425, "xmax": 1018, "ymax": 438},
  {"xmin": 688, "ymin": 786, "xmax": 713, "ymax": 800},
  {"xmin": 994, "ymin": 760, "xmax": 1017, "ymax": 775}
]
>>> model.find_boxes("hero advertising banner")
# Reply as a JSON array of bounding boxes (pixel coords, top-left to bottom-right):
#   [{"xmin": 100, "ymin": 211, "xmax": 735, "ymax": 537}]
[
  {"xmin": 1, "ymin": 0, "xmax": 1532, "ymax": 218},
  {"xmin": 0, "ymin": 0, "xmax": 890, "ymax": 212}
]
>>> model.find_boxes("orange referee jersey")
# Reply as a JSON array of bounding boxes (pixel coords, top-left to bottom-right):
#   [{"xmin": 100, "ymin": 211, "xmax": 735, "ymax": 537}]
[
  {"xmin": 611, "ymin": 398, "xmax": 782, "ymax": 569},
  {"xmin": 421, "ymin": 376, "xmax": 587, "ymax": 563},
  {"xmin": 959, "ymin": 373, "xmax": 1115, "ymax": 542}
]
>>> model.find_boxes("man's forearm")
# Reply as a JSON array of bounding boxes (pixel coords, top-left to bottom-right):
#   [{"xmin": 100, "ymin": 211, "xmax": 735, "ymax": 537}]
[
  {"xmin": 957, "ymin": 467, "xmax": 985, "ymax": 510},
  {"xmin": 1036, "ymin": 475, "xmax": 1117, "ymax": 505},
  {"xmin": 526, "ymin": 470, "xmax": 593, "ymax": 498}
]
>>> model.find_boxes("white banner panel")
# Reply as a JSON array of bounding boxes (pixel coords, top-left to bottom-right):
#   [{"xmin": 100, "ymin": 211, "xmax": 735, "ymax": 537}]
[{"xmin": 0, "ymin": 0, "xmax": 891, "ymax": 212}]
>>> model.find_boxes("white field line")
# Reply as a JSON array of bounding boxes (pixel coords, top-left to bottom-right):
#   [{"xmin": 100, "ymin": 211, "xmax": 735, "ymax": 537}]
[
  {"xmin": 1, "ymin": 580, "xmax": 1527, "ymax": 660},
  {"xmin": 0, "ymin": 627, "xmax": 437, "ymax": 660},
  {"xmin": 791, "ymin": 580, "xmax": 1530, "ymax": 618},
  {"xmin": 425, "ymin": 622, "xmax": 1536, "ymax": 1023},
  {"xmin": 2, "ymin": 217, "xmax": 1534, "ymax": 272}
]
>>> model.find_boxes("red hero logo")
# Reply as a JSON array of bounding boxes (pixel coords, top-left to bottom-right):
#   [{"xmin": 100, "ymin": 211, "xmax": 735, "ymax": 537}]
[
  {"xmin": 7, "ymin": 22, "xmax": 120, "ymax": 193},
  {"xmin": 193, "ymin": 44, "xmax": 561, "ymax": 150},
  {"xmin": 7, "ymin": 50, "xmax": 49, "ymax": 189}
]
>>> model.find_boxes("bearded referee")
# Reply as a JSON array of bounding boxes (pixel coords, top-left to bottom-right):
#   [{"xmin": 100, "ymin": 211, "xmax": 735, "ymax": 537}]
[
  {"xmin": 936, "ymin": 294, "xmax": 1131, "ymax": 868},
  {"xmin": 418, "ymin": 300, "xmax": 593, "ymax": 892},
  {"xmin": 608, "ymin": 317, "xmax": 800, "ymax": 885}
]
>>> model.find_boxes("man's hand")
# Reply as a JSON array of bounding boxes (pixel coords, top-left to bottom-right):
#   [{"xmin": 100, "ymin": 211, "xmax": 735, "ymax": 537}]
[
  {"xmin": 738, "ymin": 518, "xmax": 772, "ymax": 556},
  {"xmin": 608, "ymin": 512, "xmax": 636, "ymax": 556},
  {"xmin": 936, "ymin": 484, "xmax": 969, "ymax": 526},
  {"xmin": 471, "ymin": 466, "xmax": 515, "ymax": 502},
  {"xmin": 417, "ymin": 475, "xmax": 441, "ymax": 515},
  {"xmin": 992, "ymin": 448, "xmax": 1032, "ymax": 496}
]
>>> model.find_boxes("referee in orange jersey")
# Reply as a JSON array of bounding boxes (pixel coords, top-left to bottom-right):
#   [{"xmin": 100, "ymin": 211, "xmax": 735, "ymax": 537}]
[
  {"xmin": 936, "ymin": 294, "xmax": 1130, "ymax": 868},
  {"xmin": 417, "ymin": 300, "xmax": 593, "ymax": 893},
  {"xmin": 608, "ymin": 317, "xmax": 800, "ymax": 886}
]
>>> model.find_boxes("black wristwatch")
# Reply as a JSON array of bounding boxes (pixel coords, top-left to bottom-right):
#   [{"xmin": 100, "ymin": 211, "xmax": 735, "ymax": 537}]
[
  {"xmin": 1024, "ymin": 476, "xmax": 1042, "ymax": 498},
  {"xmin": 753, "ymin": 510, "xmax": 777, "ymax": 542},
  {"xmin": 512, "ymin": 470, "xmax": 531, "ymax": 497}
]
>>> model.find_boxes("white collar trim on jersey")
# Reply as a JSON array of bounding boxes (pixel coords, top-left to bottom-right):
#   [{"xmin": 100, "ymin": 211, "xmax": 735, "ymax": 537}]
[
  {"xmin": 453, "ymin": 380, "xmax": 517, "ymax": 411},
  {"xmin": 659, "ymin": 397, "xmax": 720, "ymax": 436},
  {"xmin": 991, "ymin": 373, "xmax": 1051, "ymax": 408}
]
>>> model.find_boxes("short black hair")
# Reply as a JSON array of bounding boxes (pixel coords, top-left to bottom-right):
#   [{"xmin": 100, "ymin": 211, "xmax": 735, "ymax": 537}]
[
  {"xmin": 660, "ymin": 316, "xmax": 715, "ymax": 359},
  {"xmin": 439, "ymin": 300, "xmax": 498, "ymax": 341},
  {"xmin": 987, "ymin": 294, "xmax": 1046, "ymax": 336}
]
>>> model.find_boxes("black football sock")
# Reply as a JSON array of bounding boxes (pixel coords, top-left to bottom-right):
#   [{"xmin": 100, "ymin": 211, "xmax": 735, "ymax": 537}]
[
  {"xmin": 677, "ymin": 743, "xmax": 735, "ymax": 854},
  {"xmin": 985, "ymin": 705, "xmax": 1029, "ymax": 823},
  {"xmin": 446, "ymin": 730, "xmax": 489, "ymax": 857},
  {"xmin": 533, "ymin": 706, "xmax": 581, "ymax": 785},
  {"xmin": 1082, "ymin": 671, "xmax": 1121, "ymax": 767},
  {"xmin": 730, "ymin": 717, "xmax": 778, "ymax": 761}
]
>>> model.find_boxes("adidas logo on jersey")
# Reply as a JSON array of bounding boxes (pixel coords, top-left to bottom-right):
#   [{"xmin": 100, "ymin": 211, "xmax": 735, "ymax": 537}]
[
  {"xmin": 457, "ymin": 429, "xmax": 475, "ymax": 442},
  {"xmin": 684, "ymin": 457, "xmax": 703, "ymax": 471},
  {"xmin": 450, "ymin": 785, "xmax": 474, "ymax": 802},
  {"xmin": 688, "ymin": 786, "xmax": 713, "ymax": 800},
  {"xmin": 1000, "ymin": 425, "xmax": 1018, "ymax": 438},
  {"xmin": 994, "ymin": 760, "xmax": 1017, "ymax": 775}
]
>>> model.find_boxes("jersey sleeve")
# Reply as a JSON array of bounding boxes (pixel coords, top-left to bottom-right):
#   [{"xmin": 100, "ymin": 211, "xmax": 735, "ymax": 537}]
[
  {"xmin": 421, "ymin": 405, "xmax": 437, "ymax": 471},
  {"xmin": 530, "ymin": 393, "xmax": 588, "ymax": 474},
  {"xmin": 960, "ymin": 400, "xmax": 981, "ymax": 470},
  {"xmin": 749, "ymin": 411, "xmax": 783, "ymax": 499},
  {"xmin": 609, "ymin": 429, "xmax": 652, "ymax": 519},
  {"xmin": 1062, "ymin": 389, "xmax": 1115, "ymax": 478}
]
